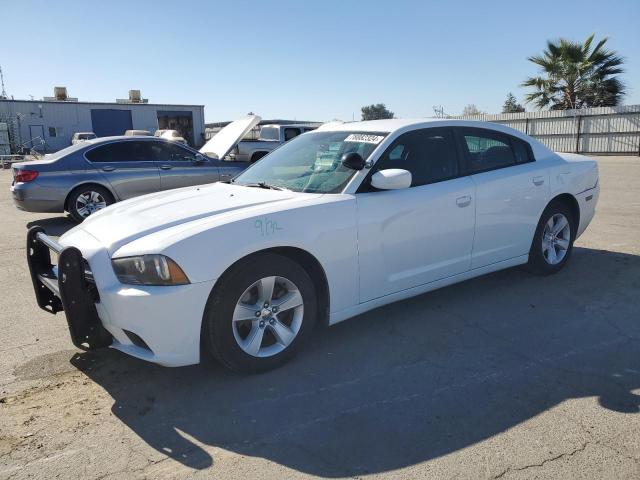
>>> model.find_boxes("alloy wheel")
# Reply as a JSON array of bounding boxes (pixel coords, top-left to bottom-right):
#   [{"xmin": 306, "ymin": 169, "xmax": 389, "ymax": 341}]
[
  {"xmin": 542, "ymin": 213, "xmax": 571, "ymax": 265},
  {"xmin": 232, "ymin": 276, "xmax": 304, "ymax": 357},
  {"xmin": 75, "ymin": 191, "xmax": 107, "ymax": 218}
]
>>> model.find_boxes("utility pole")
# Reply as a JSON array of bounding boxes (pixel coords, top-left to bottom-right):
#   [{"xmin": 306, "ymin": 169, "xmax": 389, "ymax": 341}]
[{"xmin": 0, "ymin": 65, "xmax": 7, "ymax": 99}]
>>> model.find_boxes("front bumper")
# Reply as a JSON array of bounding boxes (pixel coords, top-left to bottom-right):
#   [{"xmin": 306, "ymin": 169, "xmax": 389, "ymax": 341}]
[
  {"xmin": 26, "ymin": 226, "xmax": 112, "ymax": 349},
  {"xmin": 27, "ymin": 227, "xmax": 215, "ymax": 366}
]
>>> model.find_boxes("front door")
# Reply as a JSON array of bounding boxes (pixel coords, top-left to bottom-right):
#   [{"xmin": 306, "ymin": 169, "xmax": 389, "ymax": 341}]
[
  {"xmin": 150, "ymin": 141, "xmax": 220, "ymax": 190},
  {"xmin": 85, "ymin": 140, "xmax": 161, "ymax": 200},
  {"xmin": 356, "ymin": 127, "xmax": 476, "ymax": 302}
]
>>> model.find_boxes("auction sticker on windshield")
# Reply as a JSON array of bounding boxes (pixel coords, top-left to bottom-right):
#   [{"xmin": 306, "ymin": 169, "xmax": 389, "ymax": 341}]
[{"xmin": 344, "ymin": 134, "xmax": 385, "ymax": 144}]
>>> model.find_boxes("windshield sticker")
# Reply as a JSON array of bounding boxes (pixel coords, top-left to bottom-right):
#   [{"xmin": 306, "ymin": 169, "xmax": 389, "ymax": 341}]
[{"xmin": 344, "ymin": 134, "xmax": 385, "ymax": 144}]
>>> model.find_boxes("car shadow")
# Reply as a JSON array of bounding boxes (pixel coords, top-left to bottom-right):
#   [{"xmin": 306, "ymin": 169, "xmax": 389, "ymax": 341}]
[
  {"xmin": 70, "ymin": 246, "xmax": 640, "ymax": 476},
  {"xmin": 26, "ymin": 216, "xmax": 77, "ymax": 237}
]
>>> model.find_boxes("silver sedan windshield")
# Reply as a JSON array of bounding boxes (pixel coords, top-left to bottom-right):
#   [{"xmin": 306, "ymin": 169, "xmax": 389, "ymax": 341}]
[{"xmin": 233, "ymin": 131, "xmax": 386, "ymax": 193}]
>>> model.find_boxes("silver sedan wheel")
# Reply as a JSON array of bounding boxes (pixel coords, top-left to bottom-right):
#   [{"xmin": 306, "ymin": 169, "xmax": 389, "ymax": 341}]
[
  {"xmin": 75, "ymin": 191, "xmax": 107, "ymax": 218},
  {"xmin": 542, "ymin": 213, "xmax": 571, "ymax": 265},
  {"xmin": 232, "ymin": 276, "xmax": 304, "ymax": 358}
]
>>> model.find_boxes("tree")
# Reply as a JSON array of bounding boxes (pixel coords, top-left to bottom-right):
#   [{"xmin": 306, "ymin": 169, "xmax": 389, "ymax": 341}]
[
  {"xmin": 522, "ymin": 34, "xmax": 625, "ymax": 110},
  {"xmin": 502, "ymin": 93, "xmax": 525, "ymax": 113},
  {"xmin": 461, "ymin": 104, "xmax": 485, "ymax": 116},
  {"xmin": 361, "ymin": 103, "xmax": 394, "ymax": 121}
]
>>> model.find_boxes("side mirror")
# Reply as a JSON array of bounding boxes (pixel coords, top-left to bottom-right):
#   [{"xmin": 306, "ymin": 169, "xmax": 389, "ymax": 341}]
[
  {"xmin": 193, "ymin": 153, "xmax": 207, "ymax": 164},
  {"xmin": 341, "ymin": 152, "xmax": 365, "ymax": 170},
  {"xmin": 370, "ymin": 169, "xmax": 412, "ymax": 190}
]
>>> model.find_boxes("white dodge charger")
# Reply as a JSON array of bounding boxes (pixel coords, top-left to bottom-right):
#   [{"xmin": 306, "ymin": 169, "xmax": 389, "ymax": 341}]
[{"xmin": 27, "ymin": 119, "xmax": 599, "ymax": 373}]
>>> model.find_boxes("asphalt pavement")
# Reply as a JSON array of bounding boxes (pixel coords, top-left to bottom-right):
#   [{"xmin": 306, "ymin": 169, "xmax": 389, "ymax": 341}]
[{"xmin": 1, "ymin": 156, "xmax": 639, "ymax": 479}]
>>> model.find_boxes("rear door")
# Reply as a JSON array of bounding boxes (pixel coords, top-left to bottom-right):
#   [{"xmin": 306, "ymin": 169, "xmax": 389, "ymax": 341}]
[
  {"xmin": 151, "ymin": 140, "xmax": 220, "ymax": 190},
  {"xmin": 455, "ymin": 127, "xmax": 549, "ymax": 268},
  {"xmin": 85, "ymin": 140, "xmax": 160, "ymax": 200}
]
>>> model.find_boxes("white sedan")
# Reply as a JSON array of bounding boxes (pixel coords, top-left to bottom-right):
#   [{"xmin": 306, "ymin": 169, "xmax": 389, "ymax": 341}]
[{"xmin": 27, "ymin": 119, "xmax": 599, "ymax": 373}]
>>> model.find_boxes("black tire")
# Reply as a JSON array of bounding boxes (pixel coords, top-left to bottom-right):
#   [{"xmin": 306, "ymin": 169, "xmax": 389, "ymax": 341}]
[
  {"xmin": 67, "ymin": 185, "xmax": 114, "ymax": 222},
  {"xmin": 526, "ymin": 200, "xmax": 576, "ymax": 275},
  {"xmin": 203, "ymin": 253, "xmax": 317, "ymax": 374}
]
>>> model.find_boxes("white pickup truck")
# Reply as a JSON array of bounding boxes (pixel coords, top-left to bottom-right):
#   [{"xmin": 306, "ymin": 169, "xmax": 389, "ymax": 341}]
[{"xmin": 230, "ymin": 123, "xmax": 317, "ymax": 162}]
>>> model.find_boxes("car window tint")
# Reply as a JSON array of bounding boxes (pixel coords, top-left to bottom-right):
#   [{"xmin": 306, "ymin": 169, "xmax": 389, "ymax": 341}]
[
  {"xmin": 374, "ymin": 128, "xmax": 458, "ymax": 187},
  {"xmin": 86, "ymin": 141, "xmax": 154, "ymax": 162},
  {"xmin": 284, "ymin": 128, "xmax": 300, "ymax": 141},
  {"xmin": 459, "ymin": 129, "xmax": 516, "ymax": 172},
  {"xmin": 149, "ymin": 141, "xmax": 196, "ymax": 162},
  {"xmin": 512, "ymin": 138, "xmax": 533, "ymax": 163}
]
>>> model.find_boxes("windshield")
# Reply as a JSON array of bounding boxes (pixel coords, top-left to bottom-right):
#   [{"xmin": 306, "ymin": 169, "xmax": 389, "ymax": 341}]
[
  {"xmin": 78, "ymin": 133, "xmax": 96, "ymax": 140},
  {"xmin": 233, "ymin": 131, "xmax": 386, "ymax": 193},
  {"xmin": 259, "ymin": 127, "xmax": 279, "ymax": 141}
]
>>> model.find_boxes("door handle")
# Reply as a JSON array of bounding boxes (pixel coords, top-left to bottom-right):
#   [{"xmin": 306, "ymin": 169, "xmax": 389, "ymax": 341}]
[
  {"xmin": 101, "ymin": 166, "xmax": 115, "ymax": 172},
  {"xmin": 532, "ymin": 176, "xmax": 545, "ymax": 186},
  {"xmin": 159, "ymin": 164, "xmax": 173, "ymax": 170},
  {"xmin": 456, "ymin": 195, "xmax": 472, "ymax": 207}
]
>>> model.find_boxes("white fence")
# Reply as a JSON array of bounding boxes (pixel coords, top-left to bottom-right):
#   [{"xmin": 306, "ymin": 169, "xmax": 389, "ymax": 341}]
[{"xmin": 455, "ymin": 105, "xmax": 640, "ymax": 156}]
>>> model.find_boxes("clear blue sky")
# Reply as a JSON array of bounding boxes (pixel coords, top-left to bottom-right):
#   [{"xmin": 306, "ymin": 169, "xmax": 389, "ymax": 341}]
[{"xmin": 3, "ymin": 0, "xmax": 639, "ymax": 122}]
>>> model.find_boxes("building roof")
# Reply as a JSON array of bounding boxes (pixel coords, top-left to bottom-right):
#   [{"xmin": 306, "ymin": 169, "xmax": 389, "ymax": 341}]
[{"xmin": 0, "ymin": 99, "xmax": 204, "ymax": 108}]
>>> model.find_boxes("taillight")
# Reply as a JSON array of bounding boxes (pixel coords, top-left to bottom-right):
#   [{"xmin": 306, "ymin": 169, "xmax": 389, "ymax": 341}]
[{"xmin": 15, "ymin": 170, "xmax": 39, "ymax": 183}]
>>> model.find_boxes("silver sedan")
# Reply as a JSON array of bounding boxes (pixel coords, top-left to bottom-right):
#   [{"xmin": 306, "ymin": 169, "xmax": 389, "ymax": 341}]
[{"xmin": 11, "ymin": 136, "xmax": 249, "ymax": 221}]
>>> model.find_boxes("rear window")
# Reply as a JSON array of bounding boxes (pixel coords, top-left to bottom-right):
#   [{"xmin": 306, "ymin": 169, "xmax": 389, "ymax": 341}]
[
  {"xmin": 459, "ymin": 128, "xmax": 516, "ymax": 172},
  {"xmin": 259, "ymin": 127, "xmax": 279, "ymax": 141}
]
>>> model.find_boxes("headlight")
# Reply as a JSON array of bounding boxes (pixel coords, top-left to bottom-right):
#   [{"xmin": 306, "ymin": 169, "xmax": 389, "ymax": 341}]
[{"xmin": 112, "ymin": 255, "xmax": 190, "ymax": 286}]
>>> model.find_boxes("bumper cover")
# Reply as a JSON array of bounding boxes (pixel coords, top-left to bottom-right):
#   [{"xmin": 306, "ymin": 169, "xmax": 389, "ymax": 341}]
[{"xmin": 26, "ymin": 226, "xmax": 112, "ymax": 349}]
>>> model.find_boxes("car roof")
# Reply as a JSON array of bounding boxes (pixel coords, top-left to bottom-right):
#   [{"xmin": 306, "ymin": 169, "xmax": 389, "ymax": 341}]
[
  {"xmin": 261, "ymin": 124, "xmax": 315, "ymax": 128},
  {"xmin": 84, "ymin": 135, "xmax": 176, "ymax": 145},
  {"xmin": 318, "ymin": 118, "xmax": 531, "ymax": 138}
]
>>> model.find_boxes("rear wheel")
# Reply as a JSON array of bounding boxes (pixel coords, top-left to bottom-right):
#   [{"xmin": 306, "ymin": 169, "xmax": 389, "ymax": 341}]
[
  {"xmin": 67, "ymin": 185, "xmax": 114, "ymax": 222},
  {"xmin": 203, "ymin": 253, "xmax": 317, "ymax": 373},
  {"xmin": 527, "ymin": 201, "xmax": 575, "ymax": 275}
]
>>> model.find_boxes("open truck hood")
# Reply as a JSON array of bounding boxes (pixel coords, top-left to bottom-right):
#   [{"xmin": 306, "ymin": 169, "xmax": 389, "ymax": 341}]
[{"xmin": 199, "ymin": 115, "xmax": 261, "ymax": 159}]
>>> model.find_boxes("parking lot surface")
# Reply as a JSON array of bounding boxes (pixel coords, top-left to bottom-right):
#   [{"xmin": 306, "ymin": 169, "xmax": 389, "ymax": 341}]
[{"xmin": 1, "ymin": 156, "xmax": 639, "ymax": 479}]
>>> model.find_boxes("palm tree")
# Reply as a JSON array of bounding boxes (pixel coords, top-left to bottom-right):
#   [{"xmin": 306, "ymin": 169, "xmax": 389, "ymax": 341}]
[{"xmin": 522, "ymin": 34, "xmax": 625, "ymax": 110}]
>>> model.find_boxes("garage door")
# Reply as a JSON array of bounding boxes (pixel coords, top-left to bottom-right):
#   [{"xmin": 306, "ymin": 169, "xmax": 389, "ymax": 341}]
[{"xmin": 90, "ymin": 109, "xmax": 133, "ymax": 137}]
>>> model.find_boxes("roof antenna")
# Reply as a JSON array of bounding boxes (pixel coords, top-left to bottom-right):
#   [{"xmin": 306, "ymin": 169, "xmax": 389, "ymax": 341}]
[{"xmin": 0, "ymin": 65, "xmax": 7, "ymax": 99}]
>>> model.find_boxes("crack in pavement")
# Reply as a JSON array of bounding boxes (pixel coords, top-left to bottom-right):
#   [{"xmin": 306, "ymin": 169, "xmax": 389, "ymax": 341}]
[{"xmin": 492, "ymin": 442, "xmax": 589, "ymax": 479}]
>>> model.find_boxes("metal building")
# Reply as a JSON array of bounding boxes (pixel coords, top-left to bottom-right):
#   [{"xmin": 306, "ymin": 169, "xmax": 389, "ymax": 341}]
[{"xmin": 0, "ymin": 88, "xmax": 205, "ymax": 153}]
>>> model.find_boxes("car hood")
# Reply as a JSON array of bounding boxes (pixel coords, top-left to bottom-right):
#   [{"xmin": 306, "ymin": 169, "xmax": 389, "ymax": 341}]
[
  {"xmin": 199, "ymin": 115, "xmax": 261, "ymax": 159},
  {"xmin": 65, "ymin": 182, "xmax": 317, "ymax": 252}
]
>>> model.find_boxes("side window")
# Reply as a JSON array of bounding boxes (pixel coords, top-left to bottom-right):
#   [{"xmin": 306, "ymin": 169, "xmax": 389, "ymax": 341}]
[
  {"xmin": 284, "ymin": 128, "xmax": 300, "ymax": 142},
  {"xmin": 86, "ymin": 141, "xmax": 155, "ymax": 163},
  {"xmin": 459, "ymin": 128, "xmax": 516, "ymax": 172},
  {"xmin": 372, "ymin": 128, "xmax": 459, "ymax": 188},
  {"xmin": 512, "ymin": 138, "xmax": 534, "ymax": 164},
  {"xmin": 149, "ymin": 141, "xmax": 197, "ymax": 162}
]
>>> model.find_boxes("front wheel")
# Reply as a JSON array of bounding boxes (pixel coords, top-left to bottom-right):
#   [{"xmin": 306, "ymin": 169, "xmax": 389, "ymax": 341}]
[
  {"xmin": 203, "ymin": 253, "xmax": 317, "ymax": 373},
  {"xmin": 527, "ymin": 201, "xmax": 576, "ymax": 275}
]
